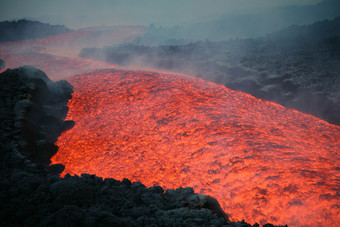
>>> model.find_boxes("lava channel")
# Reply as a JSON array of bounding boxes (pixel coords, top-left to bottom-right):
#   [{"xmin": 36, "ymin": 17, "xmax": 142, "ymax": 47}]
[{"xmin": 51, "ymin": 69, "xmax": 340, "ymax": 226}]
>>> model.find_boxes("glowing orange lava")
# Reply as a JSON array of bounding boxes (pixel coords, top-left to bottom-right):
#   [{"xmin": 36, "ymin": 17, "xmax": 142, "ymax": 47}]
[
  {"xmin": 1, "ymin": 28, "xmax": 339, "ymax": 226},
  {"xmin": 51, "ymin": 69, "xmax": 340, "ymax": 226}
]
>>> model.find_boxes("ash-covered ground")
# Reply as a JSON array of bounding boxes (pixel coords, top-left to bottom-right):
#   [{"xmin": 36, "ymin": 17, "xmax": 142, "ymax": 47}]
[{"xmin": 0, "ymin": 66, "xmax": 287, "ymax": 226}]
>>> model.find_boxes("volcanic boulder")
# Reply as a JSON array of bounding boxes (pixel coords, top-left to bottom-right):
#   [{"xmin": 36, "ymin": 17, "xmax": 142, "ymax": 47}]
[{"xmin": 0, "ymin": 66, "xmax": 74, "ymax": 169}]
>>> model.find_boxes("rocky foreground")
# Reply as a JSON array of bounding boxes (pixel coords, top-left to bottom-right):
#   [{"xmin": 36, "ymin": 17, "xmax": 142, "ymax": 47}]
[{"xmin": 0, "ymin": 66, "xmax": 286, "ymax": 226}]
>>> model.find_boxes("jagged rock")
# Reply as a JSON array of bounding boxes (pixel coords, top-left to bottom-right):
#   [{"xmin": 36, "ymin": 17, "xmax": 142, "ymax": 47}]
[{"xmin": 0, "ymin": 66, "xmax": 74, "ymax": 165}]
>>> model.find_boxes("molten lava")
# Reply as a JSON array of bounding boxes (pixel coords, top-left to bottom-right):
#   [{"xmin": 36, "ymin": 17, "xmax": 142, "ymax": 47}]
[
  {"xmin": 51, "ymin": 69, "xmax": 340, "ymax": 226},
  {"xmin": 1, "ymin": 27, "xmax": 339, "ymax": 226}
]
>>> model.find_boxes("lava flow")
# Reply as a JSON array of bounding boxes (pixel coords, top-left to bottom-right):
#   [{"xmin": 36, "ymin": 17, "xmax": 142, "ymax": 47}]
[{"xmin": 51, "ymin": 69, "xmax": 340, "ymax": 226}]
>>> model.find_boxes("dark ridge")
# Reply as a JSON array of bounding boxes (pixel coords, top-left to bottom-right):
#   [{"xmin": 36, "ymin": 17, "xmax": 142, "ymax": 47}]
[
  {"xmin": 0, "ymin": 66, "xmax": 287, "ymax": 226},
  {"xmin": 79, "ymin": 17, "xmax": 340, "ymax": 126},
  {"xmin": 0, "ymin": 59, "xmax": 5, "ymax": 70},
  {"xmin": 0, "ymin": 19, "xmax": 70, "ymax": 42}
]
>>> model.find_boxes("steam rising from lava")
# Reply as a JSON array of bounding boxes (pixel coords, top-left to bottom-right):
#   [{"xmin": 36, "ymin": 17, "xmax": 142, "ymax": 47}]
[{"xmin": 52, "ymin": 69, "xmax": 340, "ymax": 226}]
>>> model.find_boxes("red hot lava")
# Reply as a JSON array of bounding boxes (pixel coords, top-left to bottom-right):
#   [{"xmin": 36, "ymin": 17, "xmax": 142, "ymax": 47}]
[
  {"xmin": 51, "ymin": 69, "xmax": 340, "ymax": 226},
  {"xmin": 1, "ymin": 29, "xmax": 339, "ymax": 226}
]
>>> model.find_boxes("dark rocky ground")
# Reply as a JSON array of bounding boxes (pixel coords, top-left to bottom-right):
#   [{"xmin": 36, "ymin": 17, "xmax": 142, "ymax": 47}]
[
  {"xmin": 79, "ymin": 17, "xmax": 340, "ymax": 126},
  {"xmin": 0, "ymin": 66, "xmax": 286, "ymax": 226}
]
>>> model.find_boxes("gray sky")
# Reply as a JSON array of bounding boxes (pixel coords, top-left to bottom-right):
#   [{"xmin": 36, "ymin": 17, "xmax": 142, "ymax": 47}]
[{"xmin": 0, "ymin": 0, "xmax": 323, "ymax": 28}]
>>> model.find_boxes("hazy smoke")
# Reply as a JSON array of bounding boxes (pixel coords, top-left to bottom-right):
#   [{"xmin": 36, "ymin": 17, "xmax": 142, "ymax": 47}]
[{"xmin": 0, "ymin": 0, "xmax": 326, "ymax": 29}]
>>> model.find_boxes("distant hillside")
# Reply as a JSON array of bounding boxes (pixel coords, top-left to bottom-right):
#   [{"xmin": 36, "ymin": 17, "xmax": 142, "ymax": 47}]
[
  {"xmin": 136, "ymin": 0, "xmax": 340, "ymax": 44},
  {"xmin": 79, "ymin": 17, "xmax": 340, "ymax": 125},
  {"xmin": 0, "ymin": 19, "xmax": 70, "ymax": 42},
  {"xmin": 197, "ymin": 0, "xmax": 340, "ymax": 40}
]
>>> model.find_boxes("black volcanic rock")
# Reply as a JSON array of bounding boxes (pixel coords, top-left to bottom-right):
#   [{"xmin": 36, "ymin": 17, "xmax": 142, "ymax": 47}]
[{"xmin": 0, "ymin": 66, "xmax": 74, "ymax": 167}]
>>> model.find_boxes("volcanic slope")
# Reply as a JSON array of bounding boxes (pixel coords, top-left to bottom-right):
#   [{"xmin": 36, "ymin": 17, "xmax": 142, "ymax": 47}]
[{"xmin": 51, "ymin": 69, "xmax": 340, "ymax": 226}]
